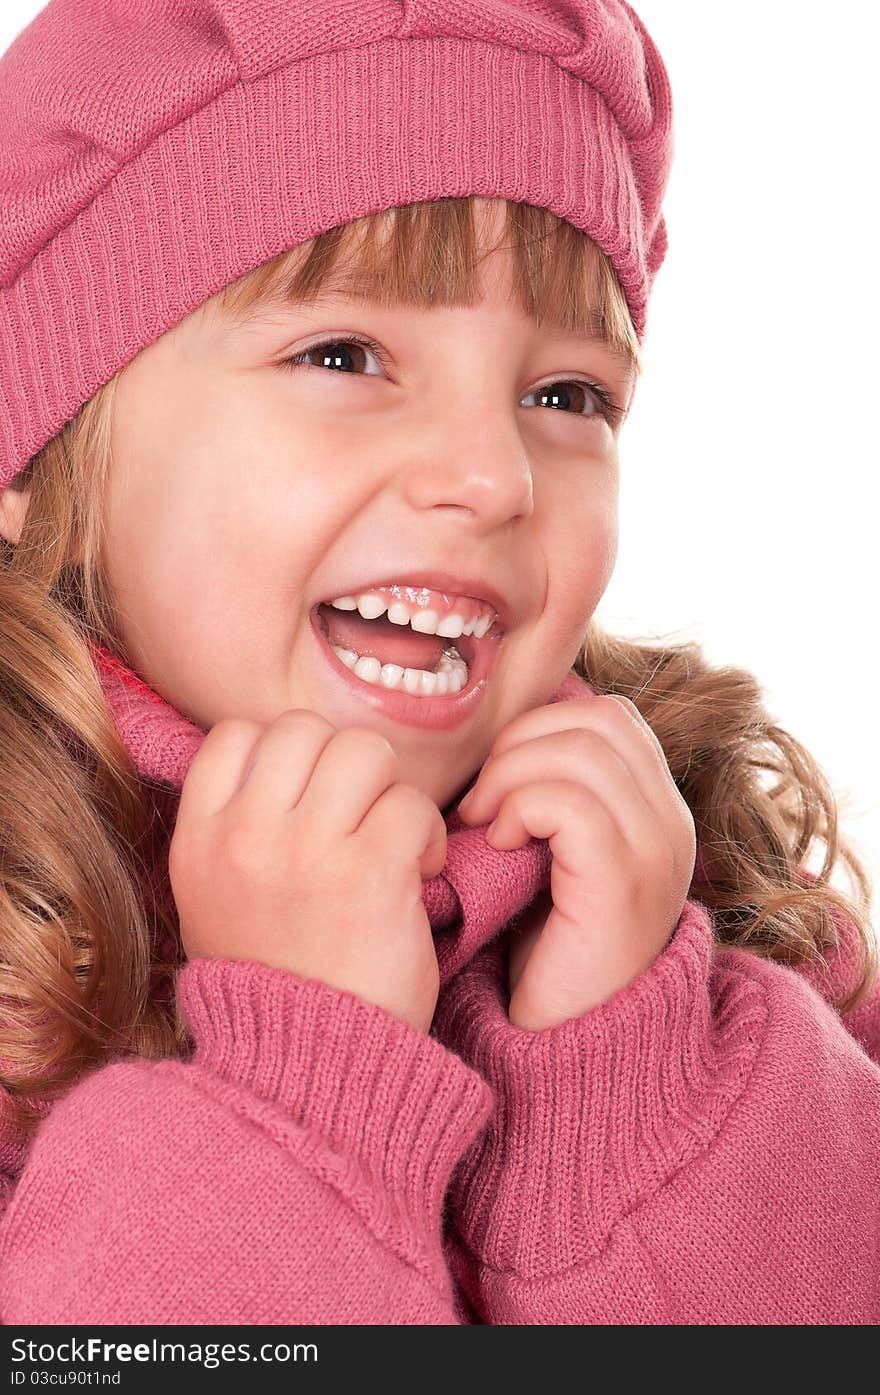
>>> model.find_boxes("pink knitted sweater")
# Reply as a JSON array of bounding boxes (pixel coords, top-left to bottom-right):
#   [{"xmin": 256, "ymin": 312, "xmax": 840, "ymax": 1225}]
[{"xmin": 1, "ymin": 648, "xmax": 878, "ymax": 1324}]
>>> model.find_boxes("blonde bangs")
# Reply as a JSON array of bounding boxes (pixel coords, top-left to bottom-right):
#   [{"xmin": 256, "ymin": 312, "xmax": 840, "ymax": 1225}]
[{"xmin": 217, "ymin": 197, "xmax": 642, "ymax": 379}]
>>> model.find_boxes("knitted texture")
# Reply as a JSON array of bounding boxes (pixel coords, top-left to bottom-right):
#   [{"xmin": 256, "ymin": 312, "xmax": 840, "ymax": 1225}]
[
  {"xmin": 1, "ymin": 643, "xmax": 879, "ymax": 1322},
  {"xmin": 0, "ymin": 647, "xmax": 593, "ymax": 1183},
  {"xmin": 3, "ymin": 0, "xmax": 878, "ymax": 1328},
  {"xmin": 85, "ymin": 639, "xmax": 595, "ymax": 985},
  {"xmin": 433, "ymin": 925, "xmax": 880, "ymax": 1320},
  {"xmin": 0, "ymin": 0, "xmax": 673, "ymax": 489}
]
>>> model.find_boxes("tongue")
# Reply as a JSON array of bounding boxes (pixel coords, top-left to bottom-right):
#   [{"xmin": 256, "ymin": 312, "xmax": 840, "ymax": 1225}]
[{"xmin": 318, "ymin": 604, "xmax": 445, "ymax": 671}]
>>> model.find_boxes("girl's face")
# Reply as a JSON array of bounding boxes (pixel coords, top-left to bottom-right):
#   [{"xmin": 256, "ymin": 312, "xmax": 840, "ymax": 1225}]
[{"xmin": 6, "ymin": 205, "xmax": 633, "ymax": 810}]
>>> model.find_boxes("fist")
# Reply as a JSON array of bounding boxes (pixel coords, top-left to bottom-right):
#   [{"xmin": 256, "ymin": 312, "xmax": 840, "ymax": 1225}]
[{"xmin": 168, "ymin": 710, "xmax": 448, "ymax": 1034}]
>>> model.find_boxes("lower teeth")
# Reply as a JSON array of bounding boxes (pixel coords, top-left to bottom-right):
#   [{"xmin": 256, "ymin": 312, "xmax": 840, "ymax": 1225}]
[{"xmin": 328, "ymin": 642, "xmax": 469, "ymax": 697}]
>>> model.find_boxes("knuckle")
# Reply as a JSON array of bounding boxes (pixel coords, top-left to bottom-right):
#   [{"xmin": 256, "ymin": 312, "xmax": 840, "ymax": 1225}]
[
  {"xmin": 570, "ymin": 724, "xmax": 605, "ymax": 750},
  {"xmin": 395, "ymin": 781, "xmax": 430, "ymax": 814},
  {"xmin": 366, "ymin": 781, "xmax": 430, "ymax": 841},
  {"xmin": 576, "ymin": 698, "xmax": 619, "ymax": 734},
  {"xmin": 604, "ymin": 691, "xmax": 637, "ymax": 713},
  {"xmin": 575, "ymin": 786, "xmax": 617, "ymax": 833},
  {"xmin": 193, "ymin": 717, "xmax": 262, "ymax": 770},
  {"xmin": 209, "ymin": 716, "xmax": 261, "ymax": 744},
  {"xmin": 220, "ymin": 818, "xmax": 270, "ymax": 872},
  {"xmin": 372, "ymin": 780, "xmax": 421, "ymax": 821},
  {"xmin": 606, "ymin": 694, "xmax": 669, "ymax": 757},
  {"xmin": 601, "ymin": 693, "xmax": 642, "ymax": 729},
  {"xmin": 271, "ymin": 707, "xmax": 334, "ymax": 737},
  {"xmin": 566, "ymin": 726, "xmax": 607, "ymax": 768},
  {"xmin": 339, "ymin": 725, "xmax": 398, "ymax": 768},
  {"xmin": 189, "ymin": 718, "xmax": 262, "ymax": 781}
]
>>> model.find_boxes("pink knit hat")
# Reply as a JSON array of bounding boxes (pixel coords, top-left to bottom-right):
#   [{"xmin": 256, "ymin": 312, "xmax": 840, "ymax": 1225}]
[{"xmin": 0, "ymin": 0, "xmax": 673, "ymax": 491}]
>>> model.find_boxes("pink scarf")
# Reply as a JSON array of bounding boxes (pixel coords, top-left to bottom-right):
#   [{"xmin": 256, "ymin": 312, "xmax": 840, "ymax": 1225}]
[
  {"xmin": 87, "ymin": 640, "xmax": 597, "ymax": 984},
  {"xmin": 87, "ymin": 641, "xmax": 872, "ymax": 1015}
]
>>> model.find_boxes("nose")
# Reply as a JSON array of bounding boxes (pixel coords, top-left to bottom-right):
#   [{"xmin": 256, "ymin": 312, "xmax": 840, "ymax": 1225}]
[{"xmin": 399, "ymin": 404, "xmax": 535, "ymax": 533}]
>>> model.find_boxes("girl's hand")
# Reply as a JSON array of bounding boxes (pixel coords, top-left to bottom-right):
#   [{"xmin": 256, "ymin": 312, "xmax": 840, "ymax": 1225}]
[
  {"xmin": 457, "ymin": 695, "xmax": 697, "ymax": 1031},
  {"xmin": 168, "ymin": 710, "xmax": 448, "ymax": 1034}
]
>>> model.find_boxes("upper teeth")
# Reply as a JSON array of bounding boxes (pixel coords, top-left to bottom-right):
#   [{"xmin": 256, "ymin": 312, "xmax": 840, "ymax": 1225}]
[{"xmin": 327, "ymin": 591, "xmax": 496, "ymax": 639}]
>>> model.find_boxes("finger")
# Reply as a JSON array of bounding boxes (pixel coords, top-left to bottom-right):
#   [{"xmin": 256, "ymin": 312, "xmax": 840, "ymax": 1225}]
[
  {"xmin": 362, "ymin": 782, "xmax": 449, "ymax": 881},
  {"xmin": 464, "ymin": 727, "xmax": 660, "ymax": 857},
  {"xmin": 486, "ymin": 694, "xmax": 678, "ymax": 799},
  {"xmin": 602, "ymin": 693, "xmax": 677, "ymax": 782},
  {"xmin": 485, "ymin": 779, "xmax": 631, "ymax": 919},
  {"xmin": 602, "ymin": 695, "xmax": 697, "ymax": 867},
  {"xmin": 176, "ymin": 717, "xmax": 265, "ymax": 823},
  {"xmin": 467, "ymin": 700, "xmax": 674, "ymax": 823},
  {"xmin": 224, "ymin": 708, "xmax": 338, "ymax": 820},
  {"xmin": 280, "ymin": 723, "xmax": 402, "ymax": 840},
  {"xmin": 478, "ymin": 704, "xmax": 695, "ymax": 880}
]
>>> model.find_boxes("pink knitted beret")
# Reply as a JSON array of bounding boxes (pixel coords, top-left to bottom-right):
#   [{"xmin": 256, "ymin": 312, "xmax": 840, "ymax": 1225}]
[{"xmin": 0, "ymin": 0, "xmax": 673, "ymax": 491}]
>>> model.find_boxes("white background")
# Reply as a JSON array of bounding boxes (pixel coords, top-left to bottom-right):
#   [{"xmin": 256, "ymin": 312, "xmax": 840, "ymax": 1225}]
[{"xmin": 3, "ymin": 2, "xmax": 877, "ymax": 916}]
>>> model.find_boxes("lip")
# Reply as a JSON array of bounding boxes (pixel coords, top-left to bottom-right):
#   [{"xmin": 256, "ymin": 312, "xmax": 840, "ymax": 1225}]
[
  {"xmin": 309, "ymin": 606, "xmax": 504, "ymax": 730},
  {"xmin": 315, "ymin": 569, "xmax": 515, "ymax": 634}
]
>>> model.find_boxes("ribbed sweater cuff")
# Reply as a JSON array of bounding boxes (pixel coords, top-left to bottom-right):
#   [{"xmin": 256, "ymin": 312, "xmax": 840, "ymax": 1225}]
[
  {"xmin": 178, "ymin": 957, "xmax": 493, "ymax": 1235},
  {"xmin": 432, "ymin": 899, "xmax": 768, "ymax": 1276}
]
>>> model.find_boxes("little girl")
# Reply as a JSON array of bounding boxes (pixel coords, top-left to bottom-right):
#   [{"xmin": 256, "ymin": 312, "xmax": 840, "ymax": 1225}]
[{"xmin": 1, "ymin": 0, "xmax": 878, "ymax": 1326}]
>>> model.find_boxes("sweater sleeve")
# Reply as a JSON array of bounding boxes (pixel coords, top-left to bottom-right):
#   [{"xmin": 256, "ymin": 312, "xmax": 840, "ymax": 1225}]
[
  {"xmin": 0, "ymin": 957, "xmax": 492, "ymax": 1324},
  {"xmin": 431, "ymin": 899, "xmax": 880, "ymax": 1325}
]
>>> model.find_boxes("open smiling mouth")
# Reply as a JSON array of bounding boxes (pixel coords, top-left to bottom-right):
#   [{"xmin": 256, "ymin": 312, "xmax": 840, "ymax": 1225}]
[{"xmin": 309, "ymin": 590, "xmax": 506, "ymax": 730}]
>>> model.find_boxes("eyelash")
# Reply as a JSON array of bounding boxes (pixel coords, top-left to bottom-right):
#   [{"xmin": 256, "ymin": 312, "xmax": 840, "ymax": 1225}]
[{"xmin": 280, "ymin": 333, "xmax": 624, "ymax": 426}]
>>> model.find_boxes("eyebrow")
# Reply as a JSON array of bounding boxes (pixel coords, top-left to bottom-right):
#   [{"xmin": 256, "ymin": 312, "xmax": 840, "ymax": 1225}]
[{"xmin": 232, "ymin": 285, "xmax": 636, "ymax": 380}]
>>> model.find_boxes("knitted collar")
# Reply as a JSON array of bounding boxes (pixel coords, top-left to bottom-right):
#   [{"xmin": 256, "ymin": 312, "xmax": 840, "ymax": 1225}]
[{"xmin": 86, "ymin": 640, "xmax": 596, "ymax": 986}]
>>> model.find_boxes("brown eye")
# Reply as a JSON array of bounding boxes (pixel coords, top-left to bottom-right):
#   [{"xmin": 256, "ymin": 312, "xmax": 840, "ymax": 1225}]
[
  {"xmin": 281, "ymin": 336, "xmax": 386, "ymax": 376},
  {"xmin": 521, "ymin": 379, "xmax": 616, "ymax": 422},
  {"xmin": 280, "ymin": 338, "xmax": 624, "ymax": 427}
]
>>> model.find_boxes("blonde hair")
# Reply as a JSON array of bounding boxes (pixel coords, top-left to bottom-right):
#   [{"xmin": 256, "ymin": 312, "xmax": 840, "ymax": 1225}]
[{"xmin": 1, "ymin": 197, "xmax": 875, "ymax": 1139}]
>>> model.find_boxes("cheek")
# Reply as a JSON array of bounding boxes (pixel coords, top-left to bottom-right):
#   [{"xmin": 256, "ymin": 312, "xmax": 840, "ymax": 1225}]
[
  {"xmin": 594, "ymin": 514, "xmax": 619, "ymax": 593},
  {"xmin": 555, "ymin": 494, "xmax": 618, "ymax": 610}
]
